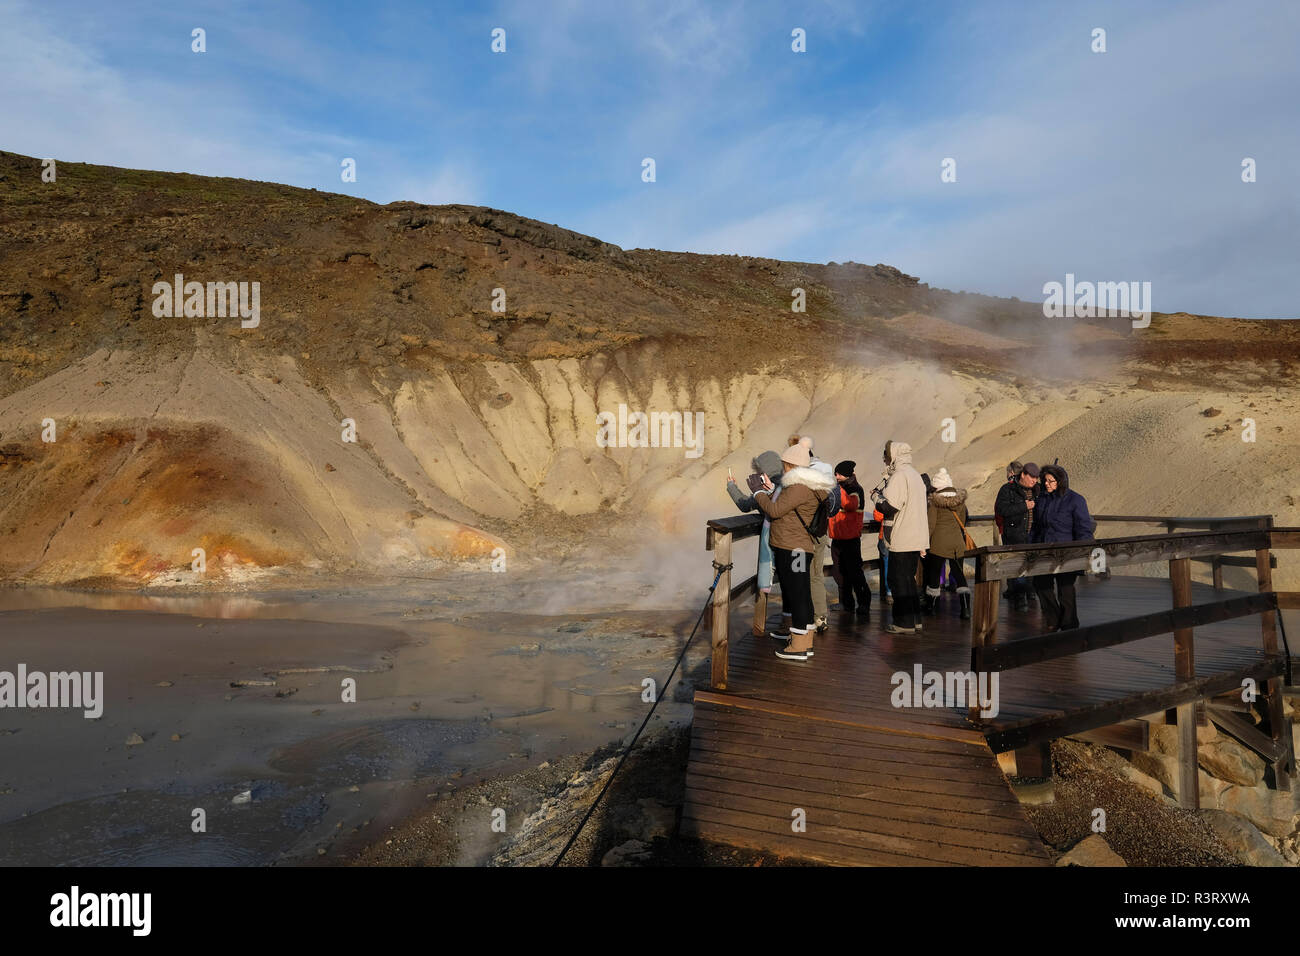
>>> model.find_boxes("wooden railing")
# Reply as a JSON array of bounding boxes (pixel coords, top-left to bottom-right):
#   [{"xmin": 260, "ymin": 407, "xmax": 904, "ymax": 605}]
[{"xmin": 704, "ymin": 508, "xmax": 1300, "ymax": 807}]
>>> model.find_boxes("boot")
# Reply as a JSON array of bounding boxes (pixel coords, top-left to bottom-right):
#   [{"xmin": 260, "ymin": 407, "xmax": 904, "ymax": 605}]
[
  {"xmin": 922, "ymin": 588, "xmax": 940, "ymax": 616},
  {"xmin": 958, "ymin": 587, "xmax": 972, "ymax": 620},
  {"xmin": 752, "ymin": 591, "xmax": 769, "ymax": 637}
]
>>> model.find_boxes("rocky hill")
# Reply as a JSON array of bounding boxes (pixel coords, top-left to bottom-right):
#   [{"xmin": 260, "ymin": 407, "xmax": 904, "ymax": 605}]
[{"xmin": 1, "ymin": 150, "xmax": 1298, "ymax": 588}]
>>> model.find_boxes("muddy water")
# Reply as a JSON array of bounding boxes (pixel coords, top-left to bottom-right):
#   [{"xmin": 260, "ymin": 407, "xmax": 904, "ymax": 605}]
[{"xmin": 0, "ymin": 572, "xmax": 708, "ymax": 865}]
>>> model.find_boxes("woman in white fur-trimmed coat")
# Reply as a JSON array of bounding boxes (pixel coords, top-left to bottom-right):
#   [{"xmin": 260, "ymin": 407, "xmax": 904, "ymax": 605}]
[{"xmin": 752, "ymin": 442, "xmax": 835, "ymax": 662}]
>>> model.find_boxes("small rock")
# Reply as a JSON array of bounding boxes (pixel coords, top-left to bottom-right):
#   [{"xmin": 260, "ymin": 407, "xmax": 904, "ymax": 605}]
[
  {"xmin": 348, "ymin": 785, "xmax": 360, "ymax": 792},
  {"xmin": 232, "ymin": 790, "xmax": 252, "ymax": 805},
  {"xmin": 156, "ymin": 680, "xmax": 173, "ymax": 687},
  {"xmin": 125, "ymin": 733, "xmax": 145, "ymax": 747},
  {"xmin": 1202, "ymin": 810, "xmax": 1288, "ymax": 866},
  {"xmin": 1201, "ymin": 407, "xmax": 1223, "ymax": 417},
  {"xmin": 317, "ymin": 847, "xmax": 327, "ymax": 855},
  {"xmin": 538, "ymin": 761, "xmax": 551, "ymax": 771},
  {"xmin": 169, "ymin": 733, "xmax": 181, "ymax": 742},
  {"xmin": 601, "ymin": 839, "xmax": 653, "ymax": 867},
  {"xmin": 324, "ymin": 463, "xmax": 336, "ymax": 472},
  {"xmin": 1057, "ymin": 834, "xmax": 1126, "ymax": 867}
]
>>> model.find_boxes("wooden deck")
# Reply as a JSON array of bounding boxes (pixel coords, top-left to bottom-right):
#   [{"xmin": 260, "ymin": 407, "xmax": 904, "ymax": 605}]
[{"xmin": 681, "ymin": 574, "xmax": 1286, "ymax": 865}]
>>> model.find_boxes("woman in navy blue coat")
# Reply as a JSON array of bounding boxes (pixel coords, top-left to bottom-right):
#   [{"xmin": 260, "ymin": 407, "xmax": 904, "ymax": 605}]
[{"xmin": 1029, "ymin": 464, "xmax": 1094, "ymax": 630}]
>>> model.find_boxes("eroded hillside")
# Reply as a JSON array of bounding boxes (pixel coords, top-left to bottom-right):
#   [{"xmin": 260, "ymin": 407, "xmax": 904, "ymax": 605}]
[{"xmin": 1, "ymin": 150, "xmax": 1297, "ymax": 588}]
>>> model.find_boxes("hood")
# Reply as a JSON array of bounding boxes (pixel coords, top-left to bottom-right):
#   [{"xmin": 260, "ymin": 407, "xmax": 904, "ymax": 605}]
[
  {"xmin": 752, "ymin": 450, "xmax": 783, "ymax": 484},
  {"xmin": 885, "ymin": 441, "xmax": 913, "ymax": 468},
  {"xmin": 779, "ymin": 466, "xmax": 836, "ymax": 494},
  {"xmin": 1042, "ymin": 464, "xmax": 1070, "ymax": 495},
  {"xmin": 928, "ymin": 488, "xmax": 967, "ymax": 510}
]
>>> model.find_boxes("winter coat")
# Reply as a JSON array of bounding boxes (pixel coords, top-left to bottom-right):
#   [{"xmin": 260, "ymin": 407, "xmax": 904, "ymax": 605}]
[
  {"xmin": 995, "ymin": 480, "xmax": 1037, "ymax": 545},
  {"xmin": 927, "ymin": 487, "xmax": 970, "ymax": 558},
  {"xmin": 876, "ymin": 441, "xmax": 929, "ymax": 553},
  {"xmin": 753, "ymin": 466, "xmax": 835, "ymax": 553},
  {"xmin": 1029, "ymin": 465, "xmax": 1094, "ymax": 544},
  {"xmin": 829, "ymin": 479, "xmax": 865, "ymax": 540}
]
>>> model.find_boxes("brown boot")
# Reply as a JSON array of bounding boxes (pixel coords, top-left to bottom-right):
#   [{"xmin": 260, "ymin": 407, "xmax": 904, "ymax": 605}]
[{"xmin": 752, "ymin": 591, "xmax": 769, "ymax": 637}]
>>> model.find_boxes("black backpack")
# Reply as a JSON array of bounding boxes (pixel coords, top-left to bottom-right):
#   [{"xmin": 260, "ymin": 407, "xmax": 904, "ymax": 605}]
[{"xmin": 797, "ymin": 491, "xmax": 833, "ymax": 540}]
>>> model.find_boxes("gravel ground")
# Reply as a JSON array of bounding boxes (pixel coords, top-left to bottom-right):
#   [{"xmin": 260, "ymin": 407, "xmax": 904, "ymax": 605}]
[{"xmin": 1024, "ymin": 738, "xmax": 1241, "ymax": 866}]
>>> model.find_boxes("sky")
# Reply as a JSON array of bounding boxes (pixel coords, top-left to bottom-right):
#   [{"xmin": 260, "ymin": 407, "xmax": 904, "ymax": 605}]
[{"xmin": 3, "ymin": 0, "xmax": 1298, "ymax": 317}]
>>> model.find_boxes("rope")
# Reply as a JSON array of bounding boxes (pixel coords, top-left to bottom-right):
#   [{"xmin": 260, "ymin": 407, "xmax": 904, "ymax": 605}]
[{"xmin": 551, "ymin": 562, "xmax": 728, "ymax": 866}]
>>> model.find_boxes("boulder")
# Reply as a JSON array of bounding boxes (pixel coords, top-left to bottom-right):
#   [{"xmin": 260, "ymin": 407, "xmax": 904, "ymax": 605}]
[
  {"xmin": 1056, "ymin": 834, "xmax": 1126, "ymax": 867},
  {"xmin": 1198, "ymin": 736, "xmax": 1265, "ymax": 787},
  {"xmin": 600, "ymin": 839, "xmax": 653, "ymax": 867},
  {"xmin": 1219, "ymin": 784, "xmax": 1299, "ymax": 838},
  {"xmin": 1201, "ymin": 810, "xmax": 1289, "ymax": 867}
]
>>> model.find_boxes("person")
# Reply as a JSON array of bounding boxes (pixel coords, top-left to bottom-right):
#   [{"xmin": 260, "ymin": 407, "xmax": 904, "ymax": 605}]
[
  {"xmin": 1029, "ymin": 464, "xmax": 1094, "ymax": 631},
  {"xmin": 871, "ymin": 440, "xmax": 929, "ymax": 634},
  {"xmin": 726, "ymin": 450, "xmax": 784, "ymax": 636},
  {"xmin": 923, "ymin": 468, "xmax": 972, "ymax": 619},
  {"xmin": 753, "ymin": 443, "xmax": 835, "ymax": 661},
  {"xmin": 871, "ymin": 468, "xmax": 891, "ymax": 604},
  {"xmin": 790, "ymin": 435, "xmax": 834, "ymax": 633},
  {"xmin": 828, "ymin": 460, "xmax": 871, "ymax": 615},
  {"xmin": 995, "ymin": 462, "xmax": 1040, "ymax": 612}
]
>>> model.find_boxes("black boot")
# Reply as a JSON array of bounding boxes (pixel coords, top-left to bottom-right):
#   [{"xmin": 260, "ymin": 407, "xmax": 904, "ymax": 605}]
[
  {"xmin": 922, "ymin": 590, "xmax": 939, "ymax": 616},
  {"xmin": 958, "ymin": 588, "xmax": 972, "ymax": 621}
]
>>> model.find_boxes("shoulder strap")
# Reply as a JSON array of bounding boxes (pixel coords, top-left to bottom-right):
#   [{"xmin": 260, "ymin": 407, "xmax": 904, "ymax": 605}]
[{"xmin": 793, "ymin": 489, "xmax": 827, "ymax": 538}]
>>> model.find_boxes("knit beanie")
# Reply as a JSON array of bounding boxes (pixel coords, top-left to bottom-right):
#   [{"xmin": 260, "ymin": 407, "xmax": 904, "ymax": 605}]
[
  {"xmin": 780, "ymin": 444, "xmax": 811, "ymax": 468},
  {"xmin": 835, "ymin": 460, "xmax": 856, "ymax": 477}
]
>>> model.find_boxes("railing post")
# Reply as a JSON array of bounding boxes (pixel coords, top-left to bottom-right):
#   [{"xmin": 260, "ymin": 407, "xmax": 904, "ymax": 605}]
[
  {"xmin": 969, "ymin": 554, "xmax": 999, "ymax": 722},
  {"xmin": 711, "ymin": 530, "xmax": 731, "ymax": 690},
  {"xmin": 1169, "ymin": 556, "xmax": 1199, "ymax": 809},
  {"xmin": 1211, "ymin": 555, "xmax": 1224, "ymax": 590},
  {"xmin": 1256, "ymin": 524, "xmax": 1292, "ymax": 791}
]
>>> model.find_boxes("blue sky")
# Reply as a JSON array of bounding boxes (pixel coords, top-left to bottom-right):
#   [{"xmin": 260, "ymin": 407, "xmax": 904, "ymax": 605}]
[{"xmin": 4, "ymin": 0, "xmax": 1298, "ymax": 317}]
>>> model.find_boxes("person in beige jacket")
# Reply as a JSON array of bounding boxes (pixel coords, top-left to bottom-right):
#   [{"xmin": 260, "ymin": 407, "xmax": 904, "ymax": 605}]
[
  {"xmin": 870, "ymin": 440, "xmax": 929, "ymax": 633},
  {"xmin": 753, "ymin": 443, "xmax": 835, "ymax": 661}
]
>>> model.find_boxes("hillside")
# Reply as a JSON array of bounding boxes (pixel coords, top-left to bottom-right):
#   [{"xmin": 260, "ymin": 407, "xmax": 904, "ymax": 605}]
[{"xmin": 1, "ymin": 150, "xmax": 1298, "ymax": 588}]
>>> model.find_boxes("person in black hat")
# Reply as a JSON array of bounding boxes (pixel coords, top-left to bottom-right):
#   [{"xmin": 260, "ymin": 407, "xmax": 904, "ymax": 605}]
[
  {"xmin": 995, "ymin": 462, "xmax": 1040, "ymax": 612},
  {"xmin": 828, "ymin": 460, "xmax": 871, "ymax": 615}
]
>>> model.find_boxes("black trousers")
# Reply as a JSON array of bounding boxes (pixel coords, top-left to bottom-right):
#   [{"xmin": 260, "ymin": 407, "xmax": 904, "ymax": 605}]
[
  {"xmin": 772, "ymin": 547, "xmax": 813, "ymax": 632},
  {"xmin": 830, "ymin": 538, "xmax": 871, "ymax": 609},
  {"xmin": 887, "ymin": 550, "xmax": 921, "ymax": 628},
  {"xmin": 923, "ymin": 553, "xmax": 967, "ymax": 591},
  {"xmin": 1034, "ymin": 571, "xmax": 1080, "ymax": 629}
]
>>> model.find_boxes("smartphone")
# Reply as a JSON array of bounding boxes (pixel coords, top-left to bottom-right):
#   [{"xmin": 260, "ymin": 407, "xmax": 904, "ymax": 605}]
[{"xmin": 746, "ymin": 473, "xmax": 766, "ymax": 492}]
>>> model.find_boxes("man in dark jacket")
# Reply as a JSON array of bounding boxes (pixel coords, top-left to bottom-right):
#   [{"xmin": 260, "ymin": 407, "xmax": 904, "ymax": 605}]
[
  {"xmin": 1029, "ymin": 464, "xmax": 1094, "ymax": 631},
  {"xmin": 995, "ymin": 462, "xmax": 1040, "ymax": 611}
]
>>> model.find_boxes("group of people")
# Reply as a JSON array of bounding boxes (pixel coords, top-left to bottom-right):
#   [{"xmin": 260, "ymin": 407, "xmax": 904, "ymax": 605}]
[
  {"xmin": 725, "ymin": 437, "xmax": 1094, "ymax": 662},
  {"xmin": 994, "ymin": 459, "xmax": 1096, "ymax": 632}
]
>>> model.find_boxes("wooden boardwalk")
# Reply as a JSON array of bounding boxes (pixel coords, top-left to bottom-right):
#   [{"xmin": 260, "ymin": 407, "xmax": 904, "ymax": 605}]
[{"xmin": 681, "ymin": 575, "xmax": 1286, "ymax": 865}]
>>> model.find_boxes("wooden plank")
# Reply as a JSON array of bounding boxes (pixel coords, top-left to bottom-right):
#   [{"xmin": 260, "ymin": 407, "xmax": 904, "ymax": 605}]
[
  {"xmin": 685, "ymin": 747, "xmax": 1030, "ymax": 819},
  {"xmin": 983, "ymin": 658, "xmax": 1285, "ymax": 753},
  {"xmin": 680, "ymin": 796, "xmax": 1047, "ymax": 866},
  {"xmin": 1206, "ymin": 705, "xmax": 1288, "ymax": 763},
  {"xmin": 706, "ymin": 514, "xmax": 761, "ymax": 547},
  {"xmin": 1067, "ymin": 719, "xmax": 1150, "ymax": 751},
  {"xmin": 979, "ymin": 529, "xmax": 1271, "ymax": 582},
  {"xmin": 1278, "ymin": 592, "xmax": 1300, "ymax": 610},
  {"xmin": 973, "ymin": 593, "xmax": 1276, "ymax": 673},
  {"xmin": 710, "ymin": 531, "xmax": 731, "ymax": 690},
  {"xmin": 1193, "ymin": 553, "xmax": 1276, "ymax": 568},
  {"xmin": 1176, "ymin": 701, "xmax": 1199, "ymax": 809},
  {"xmin": 728, "ymin": 573, "xmax": 757, "ymax": 603},
  {"xmin": 693, "ymin": 690, "xmax": 986, "ymax": 745},
  {"xmin": 1271, "ymin": 530, "xmax": 1300, "ymax": 550},
  {"xmin": 1170, "ymin": 557, "xmax": 1194, "ymax": 680}
]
